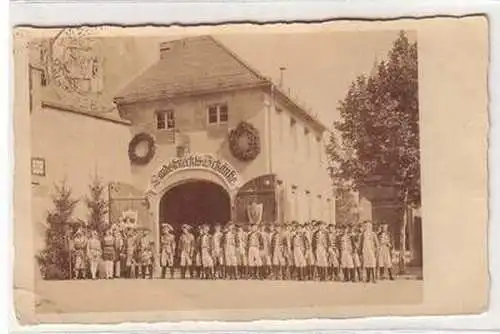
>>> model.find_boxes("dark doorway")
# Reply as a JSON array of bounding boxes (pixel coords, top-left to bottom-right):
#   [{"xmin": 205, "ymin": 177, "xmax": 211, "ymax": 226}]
[{"xmin": 159, "ymin": 180, "xmax": 231, "ymax": 233}]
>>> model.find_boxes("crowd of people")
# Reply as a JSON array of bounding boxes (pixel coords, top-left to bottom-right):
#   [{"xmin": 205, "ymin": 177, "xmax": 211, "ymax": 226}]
[{"xmin": 71, "ymin": 219, "xmax": 397, "ymax": 283}]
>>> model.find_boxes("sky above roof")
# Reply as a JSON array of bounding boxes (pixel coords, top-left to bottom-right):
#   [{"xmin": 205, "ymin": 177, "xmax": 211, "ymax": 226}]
[{"xmin": 87, "ymin": 30, "xmax": 413, "ymax": 128}]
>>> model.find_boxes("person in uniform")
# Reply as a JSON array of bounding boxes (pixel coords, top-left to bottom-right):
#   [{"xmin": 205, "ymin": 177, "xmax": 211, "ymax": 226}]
[
  {"xmin": 72, "ymin": 227, "xmax": 87, "ymax": 279},
  {"xmin": 327, "ymin": 224, "xmax": 340, "ymax": 281},
  {"xmin": 159, "ymin": 223, "xmax": 176, "ymax": 279},
  {"xmin": 113, "ymin": 228, "xmax": 124, "ymax": 278},
  {"xmin": 86, "ymin": 230, "xmax": 102, "ymax": 280},
  {"xmin": 247, "ymin": 223, "xmax": 262, "ymax": 279},
  {"xmin": 137, "ymin": 229, "xmax": 153, "ymax": 279},
  {"xmin": 192, "ymin": 225, "xmax": 203, "ymax": 279},
  {"xmin": 178, "ymin": 224, "xmax": 194, "ymax": 279},
  {"xmin": 313, "ymin": 221, "xmax": 329, "ymax": 281},
  {"xmin": 146, "ymin": 241, "xmax": 156, "ymax": 279},
  {"xmin": 211, "ymin": 223, "xmax": 224, "ymax": 279},
  {"xmin": 351, "ymin": 225, "xmax": 363, "ymax": 282},
  {"xmin": 377, "ymin": 223, "xmax": 395, "ymax": 280},
  {"xmin": 200, "ymin": 224, "xmax": 214, "ymax": 279},
  {"xmin": 259, "ymin": 223, "xmax": 272, "ymax": 279},
  {"xmin": 235, "ymin": 224, "xmax": 248, "ymax": 279},
  {"xmin": 270, "ymin": 223, "xmax": 285, "ymax": 280},
  {"xmin": 303, "ymin": 221, "xmax": 316, "ymax": 280},
  {"xmin": 291, "ymin": 224, "xmax": 306, "ymax": 280},
  {"xmin": 223, "ymin": 221, "xmax": 237, "ymax": 280},
  {"xmin": 102, "ymin": 228, "xmax": 116, "ymax": 279},
  {"xmin": 361, "ymin": 221, "xmax": 379, "ymax": 283},
  {"xmin": 340, "ymin": 225, "xmax": 355, "ymax": 282},
  {"xmin": 124, "ymin": 227, "xmax": 137, "ymax": 278},
  {"xmin": 283, "ymin": 222, "xmax": 294, "ymax": 280}
]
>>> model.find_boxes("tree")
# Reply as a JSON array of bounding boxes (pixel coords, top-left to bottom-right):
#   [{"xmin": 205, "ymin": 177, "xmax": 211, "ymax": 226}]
[
  {"xmin": 36, "ymin": 180, "xmax": 79, "ymax": 280},
  {"xmin": 335, "ymin": 187, "xmax": 359, "ymax": 227},
  {"xmin": 327, "ymin": 31, "xmax": 420, "ymax": 272},
  {"xmin": 85, "ymin": 175, "xmax": 109, "ymax": 235}
]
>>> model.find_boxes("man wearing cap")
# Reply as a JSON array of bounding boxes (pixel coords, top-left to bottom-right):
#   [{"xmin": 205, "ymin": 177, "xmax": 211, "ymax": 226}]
[
  {"xmin": 327, "ymin": 224, "xmax": 340, "ymax": 281},
  {"xmin": 303, "ymin": 221, "xmax": 316, "ymax": 280},
  {"xmin": 124, "ymin": 227, "xmax": 137, "ymax": 278},
  {"xmin": 352, "ymin": 225, "xmax": 363, "ymax": 282},
  {"xmin": 283, "ymin": 222, "xmax": 294, "ymax": 280},
  {"xmin": 361, "ymin": 221, "xmax": 379, "ymax": 283},
  {"xmin": 291, "ymin": 224, "xmax": 306, "ymax": 280},
  {"xmin": 247, "ymin": 223, "xmax": 262, "ymax": 279},
  {"xmin": 193, "ymin": 225, "xmax": 203, "ymax": 279},
  {"xmin": 87, "ymin": 230, "xmax": 102, "ymax": 280},
  {"xmin": 160, "ymin": 223, "xmax": 176, "ymax": 279},
  {"xmin": 137, "ymin": 229, "xmax": 153, "ymax": 279},
  {"xmin": 113, "ymin": 227, "xmax": 125, "ymax": 278},
  {"xmin": 235, "ymin": 224, "xmax": 248, "ymax": 279},
  {"xmin": 211, "ymin": 223, "xmax": 224, "ymax": 279},
  {"xmin": 199, "ymin": 224, "xmax": 214, "ymax": 279},
  {"xmin": 72, "ymin": 227, "xmax": 87, "ymax": 280},
  {"xmin": 340, "ymin": 225, "xmax": 355, "ymax": 282},
  {"xmin": 178, "ymin": 224, "xmax": 195, "ymax": 279},
  {"xmin": 378, "ymin": 223, "xmax": 395, "ymax": 280},
  {"xmin": 313, "ymin": 221, "xmax": 329, "ymax": 281},
  {"xmin": 102, "ymin": 228, "xmax": 116, "ymax": 279},
  {"xmin": 223, "ymin": 221, "xmax": 237, "ymax": 279},
  {"xmin": 259, "ymin": 223, "xmax": 272, "ymax": 279},
  {"xmin": 270, "ymin": 223, "xmax": 285, "ymax": 280}
]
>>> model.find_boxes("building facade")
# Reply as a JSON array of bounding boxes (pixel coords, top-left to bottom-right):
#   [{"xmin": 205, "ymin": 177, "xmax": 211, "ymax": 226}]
[
  {"xmin": 31, "ymin": 35, "xmax": 335, "ymax": 250},
  {"xmin": 114, "ymin": 35, "xmax": 334, "ymax": 242}
]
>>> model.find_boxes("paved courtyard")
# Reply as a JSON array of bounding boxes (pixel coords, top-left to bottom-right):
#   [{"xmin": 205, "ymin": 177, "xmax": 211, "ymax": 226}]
[{"xmin": 35, "ymin": 278, "xmax": 423, "ymax": 314}]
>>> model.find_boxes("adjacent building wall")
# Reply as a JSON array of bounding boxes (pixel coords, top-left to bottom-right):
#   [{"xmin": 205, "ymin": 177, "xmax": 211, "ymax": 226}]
[
  {"xmin": 31, "ymin": 101, "xmax": 132, "ymax": 252},
  {"xmin": 267, "ymin": 94, "xmax": 335, "ymax": 224}
]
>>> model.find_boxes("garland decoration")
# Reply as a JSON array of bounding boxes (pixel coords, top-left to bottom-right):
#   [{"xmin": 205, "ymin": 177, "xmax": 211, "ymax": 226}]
[
  {"xmin": 128, "ymin": 132, "xmax": 156, "ymax": 165},
  {"xmin": 229, "ymin": 121, "xmax": 261, "ymax": 162}
]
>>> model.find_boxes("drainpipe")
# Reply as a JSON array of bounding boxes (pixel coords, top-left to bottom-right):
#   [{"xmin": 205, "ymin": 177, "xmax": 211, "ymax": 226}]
[{"xmin": 267, "ymin": 84, "xmax": 275, "ymax": 174}]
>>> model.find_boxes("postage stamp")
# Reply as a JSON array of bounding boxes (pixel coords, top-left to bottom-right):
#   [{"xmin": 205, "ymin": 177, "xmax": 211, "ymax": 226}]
[{"xmin": 12, "ymin": 16, "xmax": 488, "ymax": 323}]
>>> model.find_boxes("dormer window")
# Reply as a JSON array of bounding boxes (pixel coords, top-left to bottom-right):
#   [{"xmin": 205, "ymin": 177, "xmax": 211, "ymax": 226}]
[
  {"xmin": 157, "ymin": 110, "xmax": 175, "ymax": 130},
  {"xmin": 208, "ymin": 104, "xmax": 228, "ymax": 125}
]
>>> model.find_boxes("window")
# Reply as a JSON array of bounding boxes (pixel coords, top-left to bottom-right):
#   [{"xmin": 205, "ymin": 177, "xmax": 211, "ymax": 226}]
[
  {"xmin": 304, "ymin": 127, "xmax": 310, "ymax": 158},
  {"xmin": 208, "ymin": 104, "xmax": 229, "ymax": 125},
  {"xmin": 157, "ymin": 110, "xmax": 175, "ymax": 130}
]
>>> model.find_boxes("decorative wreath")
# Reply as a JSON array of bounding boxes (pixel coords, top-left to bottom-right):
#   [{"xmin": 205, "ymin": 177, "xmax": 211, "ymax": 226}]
[
  {"xmin": 128, "ymin": 132, "xmax": 156, "ymax": 165},
  {"xmin": 229, "ymin": 121, "xmax": 261, "ymax": 162}
]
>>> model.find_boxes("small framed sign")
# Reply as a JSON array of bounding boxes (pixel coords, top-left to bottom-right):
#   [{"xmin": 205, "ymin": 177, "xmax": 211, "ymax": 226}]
[{"xmin": 31, "ymin": 157, "xmax": 46, "ymax": 177}]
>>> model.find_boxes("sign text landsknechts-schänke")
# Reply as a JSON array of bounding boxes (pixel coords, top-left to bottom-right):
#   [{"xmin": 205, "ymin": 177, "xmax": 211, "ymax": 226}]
[{"xmin": 150, "ymin": 154, "xmax": 242, "ymax": 190}]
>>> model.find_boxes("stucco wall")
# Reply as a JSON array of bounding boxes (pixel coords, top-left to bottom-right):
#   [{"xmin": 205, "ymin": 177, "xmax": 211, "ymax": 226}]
[
  {"xmin": 267, "ymin": 96, "xmax": 335, "ymax": 223},
  {"xmin": 31, "ymin": 105, "xmax": 133, "ymax": 251},
  {"xmin": 118, "ymin": 88, "xmax": 269, "ymax": 191}
]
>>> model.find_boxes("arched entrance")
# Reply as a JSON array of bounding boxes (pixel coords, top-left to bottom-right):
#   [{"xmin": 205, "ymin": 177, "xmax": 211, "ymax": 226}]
[{"xmin": 159, "ymin": 180, "xmax": 231, "ymax": 232}]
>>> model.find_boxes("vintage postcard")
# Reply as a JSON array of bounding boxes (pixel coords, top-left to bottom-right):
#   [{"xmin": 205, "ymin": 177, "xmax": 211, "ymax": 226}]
[{"xmin": 13, "ymin": 16, "xmax": 488, "ymax": 324}]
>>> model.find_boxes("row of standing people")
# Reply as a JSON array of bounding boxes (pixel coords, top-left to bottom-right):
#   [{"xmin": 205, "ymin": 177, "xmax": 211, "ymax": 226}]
[
  {"xmin": 158, "ymin": 220, "xmax": 395, "ymax": 282},
  {"xmin": 71, "ymin": 220, "xmax": 395, "ymax": 282}
]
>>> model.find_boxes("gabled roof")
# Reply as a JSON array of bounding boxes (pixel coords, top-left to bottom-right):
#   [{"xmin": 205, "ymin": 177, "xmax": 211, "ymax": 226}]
[
  {"xmin": 114, "ymin": 35, "xmax": 268, "ymax": 104},
  {"xmin": 114, "ymin": 35, "xmax": 327, "ymax": 133}
]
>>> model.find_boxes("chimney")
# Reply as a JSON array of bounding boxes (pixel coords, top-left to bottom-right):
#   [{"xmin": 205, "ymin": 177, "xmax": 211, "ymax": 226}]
[{"xmin": 279, "ymin": 67, "xmax": 287, "ymax": 87}]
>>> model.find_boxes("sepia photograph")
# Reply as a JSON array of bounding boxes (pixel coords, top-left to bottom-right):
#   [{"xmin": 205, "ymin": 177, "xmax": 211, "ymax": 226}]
[{"xmin": 13, "ymin": 17, "xmax": 488, "ymax": 322}]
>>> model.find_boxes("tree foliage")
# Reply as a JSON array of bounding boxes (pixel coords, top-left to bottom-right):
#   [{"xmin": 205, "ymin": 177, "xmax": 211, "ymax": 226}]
[
  {"xmin": 327, "ymin": 31, "xmax": 420, "ymax": 207},
  {"xmin": 335, "ymin": 187, "xmax": 360, "ymax": 227},
  {"xmin": 36, "ymin": 180, "xmax": 79, "ymax": 280},
  {"xmin": 85, "ymin": 175, "xmax": 109, "ymax": 235}
]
